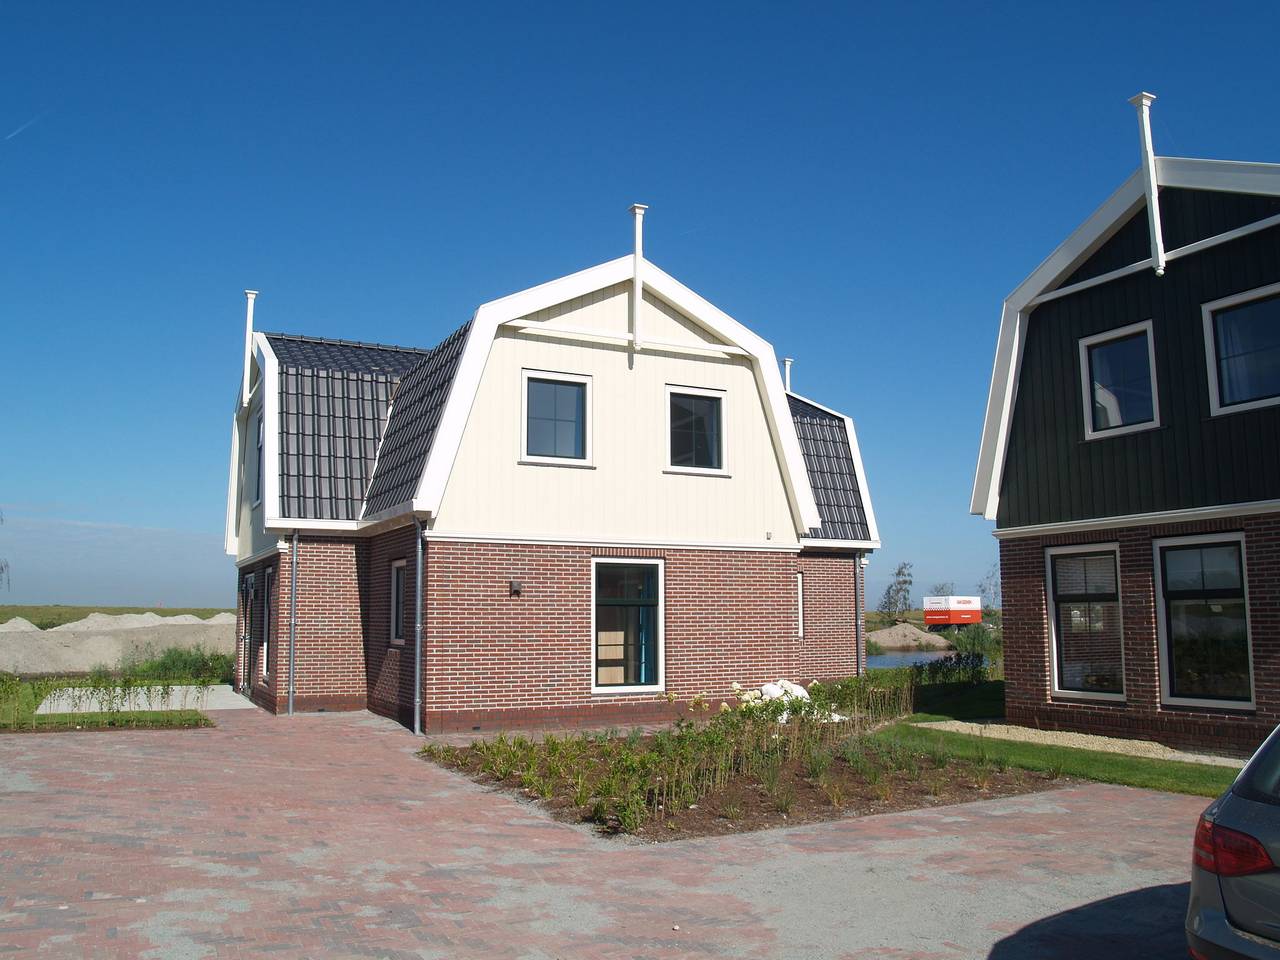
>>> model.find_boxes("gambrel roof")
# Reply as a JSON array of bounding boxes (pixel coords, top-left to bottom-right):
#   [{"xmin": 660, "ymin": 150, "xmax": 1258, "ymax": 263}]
[
  {"xmin": 971, "ymin": 156, "xmax": 1280, "ymax": 521},
  {"xmin": 229, "ymin": 251, "xmax": 879, "ymax": 552}
]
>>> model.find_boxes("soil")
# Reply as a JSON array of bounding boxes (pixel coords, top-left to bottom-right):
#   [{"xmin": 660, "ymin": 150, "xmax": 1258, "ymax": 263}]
[
  {"xmin": 424, "ymin": 744, "xmax": 1069, "ymax": 842},
  {"xmin": 868, "ymin": 622, "xmax": 951, "ymax": 651}
]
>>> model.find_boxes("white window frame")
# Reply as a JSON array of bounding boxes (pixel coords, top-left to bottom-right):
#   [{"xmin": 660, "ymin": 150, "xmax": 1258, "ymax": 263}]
[
  {"xmin": 519, "ymin": 368, "xmax": 593, "ymax": 468},
  {"xmin": 664, "ymin": 384, "xmax": 729, "ymax": 477},
  {"xmin": 252, "ymin": 413, "xmax": 264, "ymax": 507},
  {"xmin": 1077, "ymin": 320, "xmax": 1161, "ymax": 441},
  {"xmin": 796, "ymin": 572, "xmax": 805, "ymax": 639},
  {"xmin": 390, "ymin": 559, "xmax": 407, "ymax": 646},
  {"xmin": 261, "ymin": 566, "xmax": 273, "ymax": 679},
  {"xmin": 1153, "ymin": 531, "xmax": 1255, "ymax": 710},
  {"xmin": 1044, "ymin": 543, "xmax": 1126, "ymax": 702},
  {"xmin": 1201, "ymin": 281, "xmax": 1280, "ymax": 417},
  {"xmin": 590, "ymin": 557, "xmax": 665, "ymax": 695}
]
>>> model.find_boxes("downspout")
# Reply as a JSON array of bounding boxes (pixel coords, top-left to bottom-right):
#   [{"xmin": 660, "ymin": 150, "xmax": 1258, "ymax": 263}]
[
  {"xmin": 288, "ymin": 530, "xmax": 298, "ymax": 716},
  {"xmin": 1129, "ymin": 92, "xmax": 1166, "ymax": 276},
  {"xmin": 853, "ymin": 550, "xmax": 862, "ymax": 674},
  {"xmin": 413, "ymin": 517, "xmax": 424, "ymax": 736}
]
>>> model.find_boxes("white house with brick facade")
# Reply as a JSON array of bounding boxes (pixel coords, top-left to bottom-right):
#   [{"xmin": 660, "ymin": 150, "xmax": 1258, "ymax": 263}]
[{"xmin": 226, "ymin": 208, "xmax": 878, "ymax": 732}]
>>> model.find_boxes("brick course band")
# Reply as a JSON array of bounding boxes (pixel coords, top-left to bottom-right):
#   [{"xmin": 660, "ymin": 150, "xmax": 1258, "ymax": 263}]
[{"xmin": 1000, "ymin": 511, "xmax": 1280, "ymax": 753}]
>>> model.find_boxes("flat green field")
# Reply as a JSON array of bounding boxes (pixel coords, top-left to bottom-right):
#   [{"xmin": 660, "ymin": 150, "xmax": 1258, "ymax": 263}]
[{"xmin": 0, "ymin": 605, "xmax": 233, "ymax": 630}]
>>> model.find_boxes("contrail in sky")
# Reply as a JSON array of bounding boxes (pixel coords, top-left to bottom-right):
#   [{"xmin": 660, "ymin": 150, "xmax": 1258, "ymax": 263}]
[{"xmin": 5, "ymin": 112, "xmax": 46, "ymax": 141}]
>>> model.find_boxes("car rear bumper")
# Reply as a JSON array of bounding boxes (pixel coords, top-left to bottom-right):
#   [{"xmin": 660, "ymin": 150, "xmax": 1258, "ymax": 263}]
[{"xmin": 1189, "ymin": 909, "xmax": 1280, "ymax": 959}]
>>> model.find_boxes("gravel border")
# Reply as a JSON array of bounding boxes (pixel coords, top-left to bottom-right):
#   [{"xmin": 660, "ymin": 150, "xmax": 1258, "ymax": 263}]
[{"xmin": 916, "ymin": 720, "xmax": 1244, "ymax": 769}]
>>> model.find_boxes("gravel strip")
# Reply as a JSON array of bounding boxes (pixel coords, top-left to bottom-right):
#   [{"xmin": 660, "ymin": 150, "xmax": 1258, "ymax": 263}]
[{"xmin": 916, "ymin": 719, "xmax": 1245, "ymax": 768}]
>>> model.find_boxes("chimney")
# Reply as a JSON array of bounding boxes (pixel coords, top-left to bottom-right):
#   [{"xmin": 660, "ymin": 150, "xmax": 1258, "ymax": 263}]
[
  {"xmin": 630, "ymin": 204, "xmax": 648, "ymax": 348},
  {"xmin": 783, "ymin": 357, "xmax": 794, "ymax": 392},
  {"xmin": 1128, "ymin": 91, "xmax": 1166, "ymax": 276},
  {"xmin": 242, "ymin": 290, "xmax": 258, "ymax": 407}
]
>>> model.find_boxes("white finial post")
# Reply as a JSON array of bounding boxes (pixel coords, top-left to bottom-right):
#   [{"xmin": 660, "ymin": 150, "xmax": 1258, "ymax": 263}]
[
  {"xmin": 629, "ymin": 204, "xmax": 648, "ymax": 349},
  {"xmin": 242, "ymin": 289, "xmax": 259, "ymax": 407},
  {"xmin": 783, "ymin": 357, "xmax": 793, "ymax": 392},
  {"xmin": 1129, "ymin": 91, "xmax": 1166, "ymax": 276}
]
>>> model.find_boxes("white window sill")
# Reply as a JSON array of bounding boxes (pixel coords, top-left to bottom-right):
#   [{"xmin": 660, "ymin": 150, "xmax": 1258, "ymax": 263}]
[
  {"xmin": 389, "ymin": 638, "xmax": 405, "ymax": 647},
  {"xmin": 1161, "ymin": 696, "xmax": 1255, "ymax": 712},
  {"xmin": 663, "ymin": 467, "xmax": 731, "ymax": 479},
  {"xmin": 518, "ymin": 458, "xmax": 595, "ymax": 470},
  {"xmin": 1082, "ymin": 420, "xmax": 1159, "ymax": 442},
  {"xmin": 1051, "ymin": 689, "xmax": 1126, "ymax": 704},
  {"xmin": 592, "ymin": 684, "xmax": 665, "ymax": 696}
]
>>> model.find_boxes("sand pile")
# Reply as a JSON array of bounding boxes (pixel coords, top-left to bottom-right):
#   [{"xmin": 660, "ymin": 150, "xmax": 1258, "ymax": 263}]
[
  {"xmin": 868, "ymin": 622, "xmax": 949, "ymax": 650},
  {"xmin": 0, "ymin": 617, "xmax": 38, "ymax": 633}
]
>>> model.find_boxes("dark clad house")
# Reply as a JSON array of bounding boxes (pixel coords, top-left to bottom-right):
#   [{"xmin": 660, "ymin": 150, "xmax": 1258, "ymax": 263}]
[{"xmin": 971, "ymin": 94, "xmax": 1280, "ymax": 752}]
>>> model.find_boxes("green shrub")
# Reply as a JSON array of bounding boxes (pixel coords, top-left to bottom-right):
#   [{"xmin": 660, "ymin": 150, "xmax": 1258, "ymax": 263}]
[
  {"xmin": 122, "ymin": 646, "xmax": 234, "ymax": 684},
  {"xmin": 866, "ymin": 638, "xmax": 886, "ymax": 657}
]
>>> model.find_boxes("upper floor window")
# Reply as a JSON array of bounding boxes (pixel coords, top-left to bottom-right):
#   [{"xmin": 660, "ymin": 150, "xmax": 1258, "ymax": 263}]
[
  {"xmin": 1078, "ymin": 321, "xmax": 1159, "ymax": 440},
  {"xmin": 1203, "ymin": 283, "xmax": 1280, "ymax": 416},
  {"xmin": 667, "ymin": 386, "xmax": 724, "ymax": 473},
  {"xmin": 522, "ymin": 370, "xmax": 591, "ymax": 465},
  {"xmin": 253, "ymin": 413, "xmax": 265, "ymax": 505}
]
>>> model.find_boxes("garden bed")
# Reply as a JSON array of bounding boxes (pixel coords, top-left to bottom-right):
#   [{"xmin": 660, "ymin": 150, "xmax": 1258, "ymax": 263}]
[{"xmin": 420, "ymin": 680, "xmax": 1063, "ymax": 840}]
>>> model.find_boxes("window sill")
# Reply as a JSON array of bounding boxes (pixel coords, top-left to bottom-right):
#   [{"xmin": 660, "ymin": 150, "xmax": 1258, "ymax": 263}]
[
  {"xmin": 1051, "ymin": 690, "xmax": 1126, "ymax": 705},
  {"xmin": 1160, "ymin": 698, "xmax": 1256, "ymax": 714},
  {"xmin": 663, "ymin": 467, "xmax": 731, "ymax": 479},
  {"xmin": 592, "ymin": 685, "xmax": 665, "ymax": 696},
  {"xmin": 389, "ymin": 638, "xmax": 405, "ymax": 647},
  {"xmin": 518, "ymin": 458, "xmax": 596, "ymax": 470},
  {"xmin": 1081, "ymin": 421, "xmax": 1161, "ymax": 443}
]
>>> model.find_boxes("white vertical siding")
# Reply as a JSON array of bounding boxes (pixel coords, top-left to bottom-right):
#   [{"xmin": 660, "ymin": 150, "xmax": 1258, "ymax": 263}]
[{"xmin": 432, "ymin": 291, "xmax": 798, "ymax": 546}]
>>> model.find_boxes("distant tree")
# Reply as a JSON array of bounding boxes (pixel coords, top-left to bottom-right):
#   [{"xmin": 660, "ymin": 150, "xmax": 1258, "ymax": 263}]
[
  {"xmin": 928, "ymin": 581, "xmax": 956, "ymax": 598},
  {"xmin": 977, "ymin": 561, "xmax": 1001, "ymax": 613},
  {"xmin": 878, "ymin": 561, "xmax": 914, "ymax": 617}
]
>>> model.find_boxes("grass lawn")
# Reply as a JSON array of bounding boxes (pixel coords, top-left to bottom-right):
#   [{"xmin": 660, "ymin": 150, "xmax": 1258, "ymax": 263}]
[
  {"xmin": 0, "ymin": 605, "xmax": 232, "ymax": 630},
  {"xmin": 0, "ymin": 678, "xmax": 212, "ymax": 732},
  {"xmin": 876, "ymin": 723, "xmax": 1235, "ymax": 798}
]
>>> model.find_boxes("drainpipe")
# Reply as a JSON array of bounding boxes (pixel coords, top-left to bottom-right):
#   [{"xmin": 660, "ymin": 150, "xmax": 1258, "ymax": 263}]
[
  {"xmin": 1129, "ymin": 92, "xmax": 1166, "ymax": 276},
  {"xmin": 288, "ymin": 530, "xmax": 298, "ymax": 715},
  {"xmin": 413, "ymin": 517, "xmax": 424, "ymax": 735},
  {"xmin": 853, "ymin": 550, "xmax": 862, "ymax": 674},
  {"xmin": 630, "ymin": 204, "xmax": 647, "ymax": 349}
]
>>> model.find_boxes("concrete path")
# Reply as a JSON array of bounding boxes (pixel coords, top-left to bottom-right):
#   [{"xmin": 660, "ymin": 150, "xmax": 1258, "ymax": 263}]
[
  {"xmin": 917, "ymin": 719, "xmax": 1246, "ymax": 768},
  {"xmin": 0, "ymin": 709, "xmax": 1207, "ymax": 959},
  {"xmin": 34, "ymin": 683, "xmax": 254, "ymax": 714}
]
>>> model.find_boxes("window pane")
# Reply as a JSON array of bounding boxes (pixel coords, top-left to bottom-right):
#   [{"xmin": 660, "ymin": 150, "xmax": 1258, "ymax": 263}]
[
  {"xmin": 1056, "ymin": 599, "xmax": 1123, "ymax": 694},
  {"xmin": 1168, "ymin": 598, "xmax": 1250, "ymax": 700},
  {"xmin": 670, "ymin": 393, "xmax": 722, "ymax": 469},
  {"xmin": 1215, "ymin": 295, "xmax": 1280, "ymax": 407},
  {"xmin": 1163, "ymin": 547, "xmax": 1205, "ymax": 592},
  {"xmin": 1202, "ymin": 545, "xmax": 1243, "ymax": 590},
  {"xmin": 1053, "ymin": 555, "xmax": 1088, "ymax": 595},
  {"xmin": 1053, "ymin": 552, "xmax": 1115, "ymax": 599},
  {"xmin": 596, "ymin": 564, "xmax": 656, "ymax": 602},
  {"xmin": 1084, "ymin": 554, "xmax": 1117, "ymax": 594},
  {"xmin": 595, "ymin": 604, "xmax": 658, "ymax": 686},
  {"xmin": 527, "ymin": 378, "xmax": 585, "ymax": 459},
  {"xmin": 1088, "ymin": 332, "xmax": 1154, "ymax": 431}
]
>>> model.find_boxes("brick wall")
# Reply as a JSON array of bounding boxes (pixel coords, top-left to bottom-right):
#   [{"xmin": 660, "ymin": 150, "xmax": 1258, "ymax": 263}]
[
  {"xmin": 1001, "ymin": 511, "xmax": 1280, "ymax": 753},
  {"xmin": 364, "ymin": 524, "xmax": 420, "ymax": 726},
  {"xmin": 419, "ymin": 541, "xmax": 862, "ymax": 732}
]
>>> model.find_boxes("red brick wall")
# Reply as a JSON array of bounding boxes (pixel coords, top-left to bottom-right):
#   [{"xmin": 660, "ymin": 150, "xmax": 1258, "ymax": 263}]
[
  {"xmin": 1001, "ymin": 511, "xmax": 1280, "ymax": 753},
  {"xmin": 419, "ymin": 541, "xmax": 862, "ymax": 732},
  {"xmin": 364, "ymin": 524, "xmax": 420, "ymax": 726}
]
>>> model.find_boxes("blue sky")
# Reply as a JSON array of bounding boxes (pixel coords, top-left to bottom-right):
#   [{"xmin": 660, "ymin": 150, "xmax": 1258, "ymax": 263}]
[{"xmin": 3, "ymin": 1, "xmax": 1278, "ymax": 608}]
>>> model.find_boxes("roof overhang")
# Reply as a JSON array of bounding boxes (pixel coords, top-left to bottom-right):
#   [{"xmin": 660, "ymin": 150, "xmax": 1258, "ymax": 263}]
[
  {"xmin": 411, "ymin": 254, "xmax": 824, "ymax": 533},
  {"xmin": 971, "ymin": 157, "xmax": 1280, "ymax": 521}
]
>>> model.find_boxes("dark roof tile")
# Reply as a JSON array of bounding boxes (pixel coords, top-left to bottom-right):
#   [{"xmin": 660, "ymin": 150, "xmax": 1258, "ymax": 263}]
[{"xmin": 788, "ymin": 394, "xmax": 872, "ymax": 542}]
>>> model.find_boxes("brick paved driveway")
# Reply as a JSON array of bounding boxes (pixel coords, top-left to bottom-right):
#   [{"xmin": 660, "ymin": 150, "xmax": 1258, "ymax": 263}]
[{"xmin": 1, "ymin": 709, "xmax": 1206, "ymax": 959}]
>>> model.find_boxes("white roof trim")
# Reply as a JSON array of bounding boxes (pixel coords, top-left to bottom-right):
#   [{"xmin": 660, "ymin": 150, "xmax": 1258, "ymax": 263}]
[
  {"xmin": 971, "ymin": 158, "xmax": 1280, "ymax": 521},
  {"xmin": 787, "ymin": 390, "xmax": 880, "ymax": 546},
  {"xmin": 412, "ymin": 255, "xmax": 823, "ymax": 532}
]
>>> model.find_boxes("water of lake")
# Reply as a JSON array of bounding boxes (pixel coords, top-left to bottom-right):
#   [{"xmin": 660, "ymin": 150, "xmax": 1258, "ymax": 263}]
[{"xmin": 867, "ymin": 649, "xmax": 952, "ymax": 670}]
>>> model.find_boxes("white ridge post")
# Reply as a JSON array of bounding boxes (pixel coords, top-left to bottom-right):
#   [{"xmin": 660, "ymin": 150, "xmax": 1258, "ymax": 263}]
[
  {"xmin": 630, "ymin": 204, "xmax": 647, "ymax": 349},
  {"xmin": 242, "ymin": 289, "xmax": 258, "ymax": 407},
  {"xmin": 1129, "ymin": 92, "xmax": 1166, "ymax": 276}
]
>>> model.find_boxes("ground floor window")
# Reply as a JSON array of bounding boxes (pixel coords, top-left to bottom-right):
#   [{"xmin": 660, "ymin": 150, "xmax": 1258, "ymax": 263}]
[
  {"xmin": 593, "ymin": 560, "xmax": 662, "ymax": 690},
  {"xmin": 261, "ymin": 566, "xmax": 273, "ymax": 678},
  {"xmin": 1047, "ymin": 546, "xmax": 1124, "ymax": 697},
  {"xmin": 1156, "ymin": 534, "xmax": 1252, "ymax": 706},
  {"xmin": 390, "ymin": 559, "xmax": 407, "ymax": 645}
]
